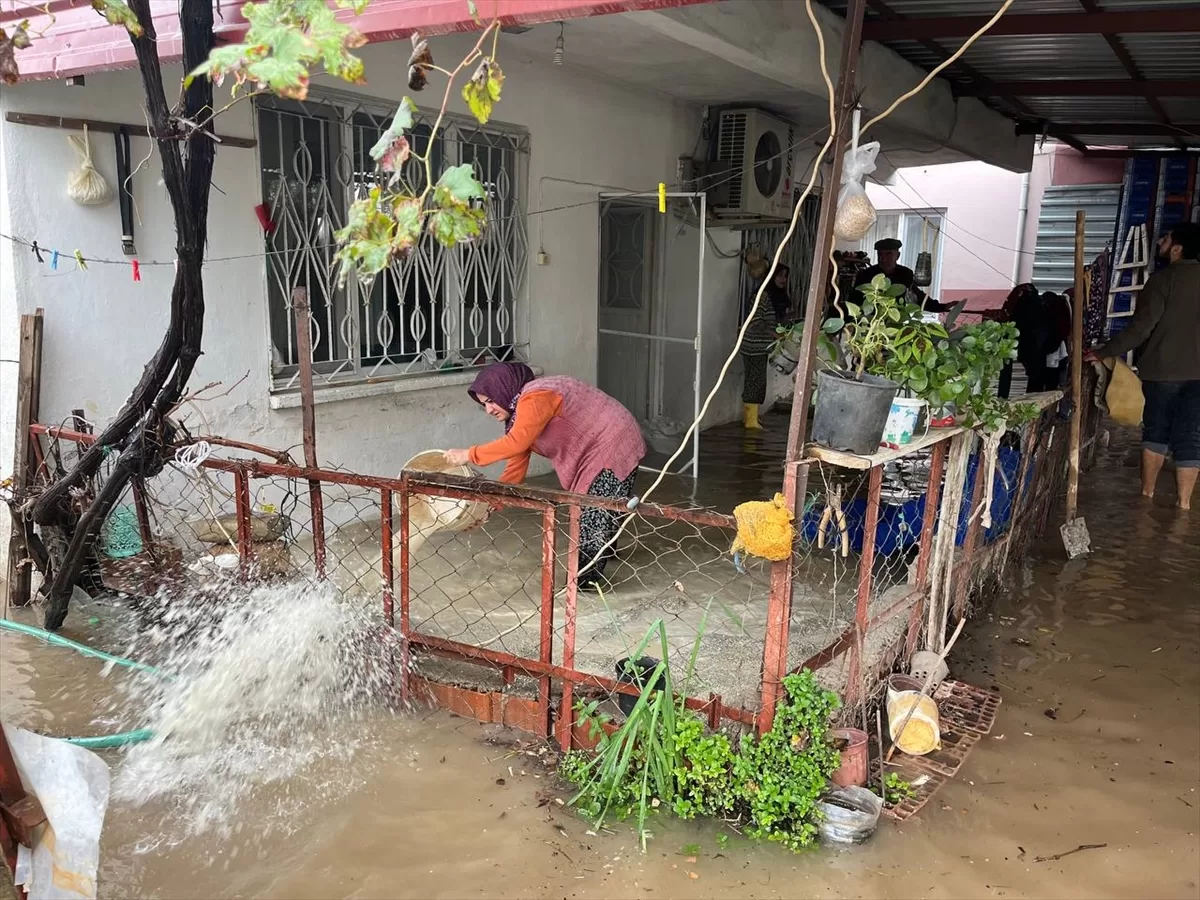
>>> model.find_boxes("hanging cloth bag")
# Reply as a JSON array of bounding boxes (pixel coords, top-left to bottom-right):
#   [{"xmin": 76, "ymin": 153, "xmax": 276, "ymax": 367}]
[{"xmin": 66, "ymin": 126, "xmax": 113, "ymax": 206}]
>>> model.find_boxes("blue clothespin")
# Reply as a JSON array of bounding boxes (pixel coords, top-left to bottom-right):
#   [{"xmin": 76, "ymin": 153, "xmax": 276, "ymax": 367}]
[{"xmin": 51, "ymin": 250, "xmax": 59, "ymax": 270}]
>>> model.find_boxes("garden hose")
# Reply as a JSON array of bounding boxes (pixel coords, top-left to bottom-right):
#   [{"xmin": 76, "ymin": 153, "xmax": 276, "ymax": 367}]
[{"xmin": 0, "ymin": 618, "xmax": 159, "ymax": 748}]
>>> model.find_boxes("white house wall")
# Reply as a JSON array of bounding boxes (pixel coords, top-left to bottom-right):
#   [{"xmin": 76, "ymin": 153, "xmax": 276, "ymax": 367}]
[{"xmin": 0, "ymin": 32, "xmax": 793, "ymax": 549}]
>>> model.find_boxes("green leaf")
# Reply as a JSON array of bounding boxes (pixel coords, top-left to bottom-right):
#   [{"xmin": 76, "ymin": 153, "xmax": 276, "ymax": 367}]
[
  {"xmin": 436, "ymin": 163, "xmax": 487, "ymax": 205},
  {"xmin": 871, "ymin": 274, "xmax": 889, "ymax": 290},
  {"xmin": 887, "ymin": 283, "xmax": 907, "ymax": 297},
  {"xmin": 369, "ymin": 97, "xmax": 417, "ymax": 178},
  {"xmin": 845, "ymin": 301, "xmax": 862, "ymax": 318},
  {"xmin": 393, "ymin": 196, "xmax": 424, "ymax": 252},
  {"xmin": 427, "ymin": 203, "xmax": 485, "ymax": 247},
  {"xmin": 91, "ymin": 0, "xmax": 144, "ymax": 36},
  {"xmin": 462, "ymin": 57, "xmax": 505, "ymax": 124},
  {"xmin": 821, "ymin": 317, "xmax": 844, "ymax": 334},
  {"xmin": 333, "ymin": 186, "xmax": 396, "ymax": 283}
]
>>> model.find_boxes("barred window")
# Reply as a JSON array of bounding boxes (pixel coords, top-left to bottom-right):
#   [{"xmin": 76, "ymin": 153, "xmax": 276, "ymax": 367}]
[{"xmin": 257, "ymin": 90, "xmax": 530, "ymax": 392}]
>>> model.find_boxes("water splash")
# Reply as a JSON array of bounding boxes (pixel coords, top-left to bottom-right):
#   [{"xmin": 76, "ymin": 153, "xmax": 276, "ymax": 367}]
[{"xmin": 111, "ymin": 580, "xmax": 395, "ymax": 846}]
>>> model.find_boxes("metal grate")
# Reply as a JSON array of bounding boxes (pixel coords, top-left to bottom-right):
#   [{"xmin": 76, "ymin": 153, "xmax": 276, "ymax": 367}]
[
  {"xmin": 933, "ymin": 678, "xmax": 1002, "ymax": 735},
  {"xmin": 258, "ymin": 90, "xmax": 530, "ymax": 392},
  {"xmin": 717, "ymin": 112, "xmax": 747, "ymax": 209}
]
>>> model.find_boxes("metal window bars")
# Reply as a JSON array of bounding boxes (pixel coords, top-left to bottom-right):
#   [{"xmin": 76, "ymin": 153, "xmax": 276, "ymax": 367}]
[{"xmin": 257, "ymin": 90, "xmax": 531, "ymax": 392}]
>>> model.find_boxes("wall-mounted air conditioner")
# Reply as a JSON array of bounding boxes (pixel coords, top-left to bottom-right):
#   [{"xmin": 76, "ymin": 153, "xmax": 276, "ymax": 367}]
[{"xmin": 714, "ymin": 107, "xmax": 796, "ymax": 219}]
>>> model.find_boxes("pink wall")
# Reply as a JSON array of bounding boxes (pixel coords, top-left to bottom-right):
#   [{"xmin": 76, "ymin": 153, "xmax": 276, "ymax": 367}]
[
  {"xmin": 864, "ymin": 145, "xmax": 1131, "ymax": 311},
  {"xmin": 1051, "ymin": 148, "xmax": 1127, "ymax": 187},
  {"xmin": 865, "ymin": 159, "xmax": 1026, "ymax": 312}
]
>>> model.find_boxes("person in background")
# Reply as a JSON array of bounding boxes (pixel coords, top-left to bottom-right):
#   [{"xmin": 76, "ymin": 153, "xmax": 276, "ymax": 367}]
[
  {"xmin": 740, "ymin": 264, "xmax": 791, "ymax": 431},
  {"xmin": 1086, "ymin": 222, "xmax": 1200, "ymax": 510},
  {"xmin": 986, "ymin": 282, "xmax": 1039, "ymax": 399},
  {"xmin": 445, "ymin": 363, "xmax": 646, "ymax": 589},
  {"xmin": 854, "ymin": 238, "xmax": 956, "ymax": 313},
  {"xmin": 1012, "ymin": 289, "xmax": 1066, "ymax": 393}
]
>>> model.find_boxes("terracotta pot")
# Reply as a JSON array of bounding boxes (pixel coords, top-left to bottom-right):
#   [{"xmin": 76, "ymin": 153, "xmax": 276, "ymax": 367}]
[{"xmin": 829, "ymin": 727, "xmax": 869, "ymax": 788}]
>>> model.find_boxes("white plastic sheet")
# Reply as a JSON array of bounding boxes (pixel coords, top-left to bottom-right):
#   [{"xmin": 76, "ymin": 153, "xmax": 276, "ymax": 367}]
[{"xmin": 3, "ymin": 724, "xmax": 109, "ymax": 900}]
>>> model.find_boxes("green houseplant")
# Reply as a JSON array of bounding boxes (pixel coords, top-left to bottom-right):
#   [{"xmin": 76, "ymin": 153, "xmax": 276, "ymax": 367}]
[{"xmin": 809, "ymin": 275, "xmax": 907, "ymax": 454}]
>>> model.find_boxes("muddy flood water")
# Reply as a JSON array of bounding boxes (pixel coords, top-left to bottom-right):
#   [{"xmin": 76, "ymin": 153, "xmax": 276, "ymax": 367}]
[{"xmin": 2, "ymin": 430, "xmax": 1198, "ymax": 899}]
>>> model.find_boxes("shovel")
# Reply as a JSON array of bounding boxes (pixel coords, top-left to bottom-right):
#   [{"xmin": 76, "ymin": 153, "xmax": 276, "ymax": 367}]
[{"xmin": 1061, "ymin": 210, "xmax": 1090, "ymax": 559}]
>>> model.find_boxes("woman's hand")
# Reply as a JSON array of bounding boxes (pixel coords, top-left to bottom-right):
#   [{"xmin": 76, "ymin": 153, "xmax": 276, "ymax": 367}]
[{"xmin": 444, "ymin": 448, "xmax": 471, "ymax": 466}]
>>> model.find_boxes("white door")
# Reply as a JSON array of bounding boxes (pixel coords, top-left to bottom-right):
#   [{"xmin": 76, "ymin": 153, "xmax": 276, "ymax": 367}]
[{"xmin": 597, "ymin": 201, "xmax": 656, "ymax": 423}]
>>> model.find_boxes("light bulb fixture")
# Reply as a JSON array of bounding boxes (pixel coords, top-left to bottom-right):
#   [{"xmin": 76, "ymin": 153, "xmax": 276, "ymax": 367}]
[{"xmin": 553, "ymin": 22, "xmax": 564, "ymax": 66}]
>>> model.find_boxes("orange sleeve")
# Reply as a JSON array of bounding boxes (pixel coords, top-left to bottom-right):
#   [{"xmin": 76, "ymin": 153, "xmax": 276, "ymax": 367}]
[{"xmin": 469, "ymin": 390, "xmax": 562, "ymax": 484}]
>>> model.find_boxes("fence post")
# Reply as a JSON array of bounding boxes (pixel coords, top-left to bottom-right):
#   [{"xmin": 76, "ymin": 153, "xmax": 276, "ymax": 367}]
[
  {"xmin": 954, "ymin": 446, "xmax": 989, "ymax": 618},
  {"xmin": 234, "ymin": 467, "xmax": 253, "ymax": 576},
  {"xmin": 557, "ymin": 505, "xmax": 580, "ymax": 751},
  {"xmin": 907, "ymin": 440, "xmax": 947, "ymax": 655},
  {"xmin": 538, "ymin": 505, "xmax": 558, "ymax": 739},
  {"xmin": 6, "ymin": 308, "xmax": 44, "ymax": 609},
  {"xmin": 291, "ymin": 286, "xmax": 327, "ymax": 578},
  {"xmin": 846, "ymin": 465, "xmax": 883, "ymax": 705},
  {"xmin": 398, "ymin": 474, "xmax": 411, "ymax": 706},
  {"xmin": 757, "ymin": 460, "xmax": 806, "ymax": 734}
]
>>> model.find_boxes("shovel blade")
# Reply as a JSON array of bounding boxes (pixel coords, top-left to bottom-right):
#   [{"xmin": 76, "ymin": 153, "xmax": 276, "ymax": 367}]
[{"xmin": 1060, "ymin": 518, "xmax": 1091, "ymax": 559}]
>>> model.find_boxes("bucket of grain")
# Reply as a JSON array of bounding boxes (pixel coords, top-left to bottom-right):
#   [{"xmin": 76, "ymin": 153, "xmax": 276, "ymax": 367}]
[
  {"xmin": 400, "ymin": 450, "xmax": 491, "ymax": 534},
  {"xmin": 886, "ymin": 690, "xmax": 941, "ymax": 756}
]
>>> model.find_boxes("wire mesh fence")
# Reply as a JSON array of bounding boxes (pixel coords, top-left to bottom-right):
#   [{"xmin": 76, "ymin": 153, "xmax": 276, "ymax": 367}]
[{"xmin": 17, "ymin": 382, "xmax": 1096, "ymax": 741}]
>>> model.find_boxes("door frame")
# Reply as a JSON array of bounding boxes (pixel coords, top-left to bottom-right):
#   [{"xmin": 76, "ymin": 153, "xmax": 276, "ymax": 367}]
[{"xmin": 596, "ymin": 190, "xmax": 706, "ymax": 478}]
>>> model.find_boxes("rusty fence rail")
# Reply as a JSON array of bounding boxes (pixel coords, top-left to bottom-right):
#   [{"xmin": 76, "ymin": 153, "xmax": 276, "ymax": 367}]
[{"xmin": 21, "ymin": 377, "xmax": 1097, "ymax": 742}]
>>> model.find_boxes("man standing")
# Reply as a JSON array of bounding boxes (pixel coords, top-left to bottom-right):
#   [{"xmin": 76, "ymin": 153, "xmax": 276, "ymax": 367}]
[
  {"xmin": 1087, "ymin": 222, "xmax": 1200, "ymax": 510},
  {"xmin": 854, "ymin": 238, "xmax": 955, "ymax": 313}
]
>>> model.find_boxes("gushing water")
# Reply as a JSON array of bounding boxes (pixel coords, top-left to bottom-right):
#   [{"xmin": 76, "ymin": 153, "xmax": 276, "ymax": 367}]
[{"xmin": 110, "ymin": 580, "xmax": 395, "ymax": 846}]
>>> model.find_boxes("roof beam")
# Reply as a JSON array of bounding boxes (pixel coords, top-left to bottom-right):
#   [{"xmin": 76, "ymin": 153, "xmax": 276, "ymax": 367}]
[
  {"xmin": 1074, "ymin": 0, "xmax": 1187, "ymax": 150},
  {"xmin": 863, "ymin": 0, "xmax": 1088, "ymax": 153},
  {"xmin": 1015, "ymin": 122, "xmax": 1200, "ymax": 138},
  {"xmin": 959, "ymin": 79, "xmax": 1200, "ymax": 98},
  {"xmin": 862, "ymin": 9, "xmax": 1200, "ymax": 41}
]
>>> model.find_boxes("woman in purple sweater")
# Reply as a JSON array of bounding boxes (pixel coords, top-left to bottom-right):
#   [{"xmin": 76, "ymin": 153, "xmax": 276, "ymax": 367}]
[{"xmin": 445, "ymin": 363, "xmax": 646, "ymax": 590}]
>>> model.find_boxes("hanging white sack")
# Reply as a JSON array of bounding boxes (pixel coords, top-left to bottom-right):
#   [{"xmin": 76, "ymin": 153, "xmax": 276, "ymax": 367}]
[
  {"xmin": 833, "ymin": 140, "xmax": 880, "ymax": 242},
  {"xmin": 66, "ymin": 126, "xmax": 114, "ymax": 206}
]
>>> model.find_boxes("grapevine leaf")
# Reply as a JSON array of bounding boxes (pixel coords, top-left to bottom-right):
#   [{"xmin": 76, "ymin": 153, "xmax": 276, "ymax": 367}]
[
  {"xmin": 369, "ymin": 97, "xmax": 417, "ymax": 179},
  {"xmin": 10, "ymin": 21, "xmax": 31, "ymax": 49},
  {"xmin": 436, "ymin": 163, "xmax": 486, "ymax": 205},
  {"xmin": 427, "ymin": 204, "xmax": 485, "ymax": 247},
  {"xmin": 0, "ymin": 37, "xmax": 16, "ymax": 86},
  {"xmin": 408, "ymin": 33, "xmax": 433, "ymax": 91},
  {"xmin": 334, "ymin": 186, "xmax": 396, "ymax": 283},
  {"xmin": 462, "ymin": 57, "xmax": 504, "ymax": 124},
  {"xmin": 393, "ymin": 196, "xmax": 424, "ymax": 253},
  {"xmin": 91, "ymin": 0, "xmax": 144, "ymax": 36},
  {"xmin": 188, "ymin": 0, "xmax": 366, "ymax": 95}
]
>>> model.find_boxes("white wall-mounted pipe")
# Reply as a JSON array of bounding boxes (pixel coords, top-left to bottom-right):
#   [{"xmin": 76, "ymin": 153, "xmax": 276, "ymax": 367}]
[{"xmin": 1011, "ymin": 171, "xmax": 1031, "ymax": 286}]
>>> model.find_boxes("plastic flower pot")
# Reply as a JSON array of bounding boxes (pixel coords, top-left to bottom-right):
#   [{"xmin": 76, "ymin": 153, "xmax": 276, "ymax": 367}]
[{"xmin": 812, "ymin": 369, "xmax": 900, "ymax": 454}]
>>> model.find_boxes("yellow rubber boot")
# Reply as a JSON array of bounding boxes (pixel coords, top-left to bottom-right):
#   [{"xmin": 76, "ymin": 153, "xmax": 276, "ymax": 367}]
[{"xmin": 743, "ymin": 403, "xmax": 763, "ymax": 430}]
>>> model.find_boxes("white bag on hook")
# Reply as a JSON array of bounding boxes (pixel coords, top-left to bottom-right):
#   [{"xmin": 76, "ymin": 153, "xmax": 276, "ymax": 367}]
[
  {"xmin": 833, "ymin": 140, "xmax": 880, "ymax": 242},
  {"xmin": 66, "ymin": 125, "xmax": 114, "ymax": 206}
]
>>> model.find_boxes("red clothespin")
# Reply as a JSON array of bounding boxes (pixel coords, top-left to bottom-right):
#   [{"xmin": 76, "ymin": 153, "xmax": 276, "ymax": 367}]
[{"xmin": 132, "ymin": 259, "xmax": 141, "ymax": 282}]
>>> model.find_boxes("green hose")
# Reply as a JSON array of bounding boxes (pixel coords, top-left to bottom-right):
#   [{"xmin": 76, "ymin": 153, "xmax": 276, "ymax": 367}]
[
  {"xmin": 0, "ymin": 618, "xmax": 165, "ymax": 678},
  {"xmin": 0, "ymin": 618, "xmax": 159, "ymax": 748}
]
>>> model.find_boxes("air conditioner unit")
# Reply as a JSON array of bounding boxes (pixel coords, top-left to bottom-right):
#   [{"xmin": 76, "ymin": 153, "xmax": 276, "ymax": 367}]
[{"xmin": 715, "ymin": 108, "xmax": 796, "ymax": 219}]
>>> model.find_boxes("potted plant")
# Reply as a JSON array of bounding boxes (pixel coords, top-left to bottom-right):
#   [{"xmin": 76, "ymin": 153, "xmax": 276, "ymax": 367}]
[
  {"xmin": 770, "ymin": 321, "xmax": 840, "ymax": 377},
  {"xmin": 810, "ymin": 275, "xmax": 907, "ymax": 454}
]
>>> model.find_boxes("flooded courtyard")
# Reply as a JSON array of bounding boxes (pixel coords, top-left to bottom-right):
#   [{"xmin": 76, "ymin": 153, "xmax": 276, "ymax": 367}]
[{"xmin": 2, "ymin": 428, "xmax": 1198, "ymax": 899}]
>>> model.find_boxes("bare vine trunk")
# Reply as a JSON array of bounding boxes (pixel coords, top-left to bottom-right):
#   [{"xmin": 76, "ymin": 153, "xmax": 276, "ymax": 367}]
[{"xmin": 32, "ymin": 0, "xmax": 215, "ymax": 629}]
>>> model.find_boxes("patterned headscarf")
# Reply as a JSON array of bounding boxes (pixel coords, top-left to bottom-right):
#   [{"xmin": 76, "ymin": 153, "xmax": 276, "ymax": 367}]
[{"xmin": 467, "ymin": 362, "xmax": 536, "ymax": 433}]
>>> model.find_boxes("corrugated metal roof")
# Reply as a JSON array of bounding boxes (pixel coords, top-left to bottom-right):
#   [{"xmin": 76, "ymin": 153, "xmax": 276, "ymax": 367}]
[
  {"xmin": 954, "ymin": 34, "xmax": 1131, "ymax": 80},
  {"xmin": 815, "ymin": 0, "xmax": 1200, "ymax": 150}
]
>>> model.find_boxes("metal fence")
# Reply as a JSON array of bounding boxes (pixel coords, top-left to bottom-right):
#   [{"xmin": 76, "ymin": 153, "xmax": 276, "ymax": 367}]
[{"xmin": 21, "ymin": 375, "xmax": 1098, "ymax": 743}]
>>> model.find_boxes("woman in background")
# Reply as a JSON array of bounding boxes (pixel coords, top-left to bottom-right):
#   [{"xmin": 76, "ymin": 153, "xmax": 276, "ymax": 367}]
[
  {"xmin": 740, "ymin": 263, "xmax": 791, "ymax": 430},
  {"xmin": 445, "ymin": 363, "xmax": 646, "ymax": 592}
]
